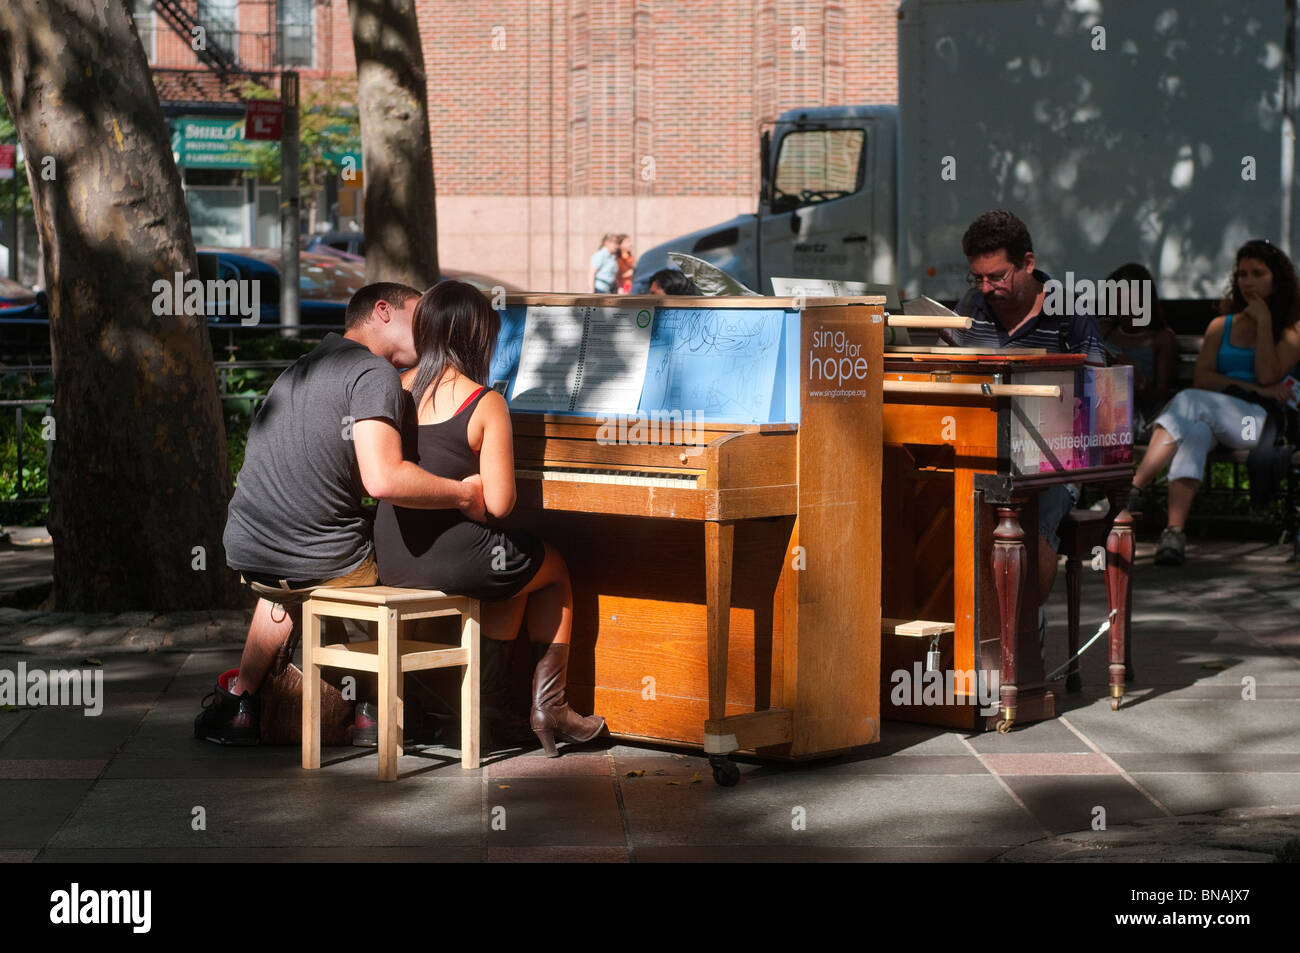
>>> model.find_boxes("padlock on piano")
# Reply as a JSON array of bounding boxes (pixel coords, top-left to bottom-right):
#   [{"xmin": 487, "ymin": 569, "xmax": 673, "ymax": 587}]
[{"xmin": 926, "ymin": 635, "xmax": 942, "ymax": 673}]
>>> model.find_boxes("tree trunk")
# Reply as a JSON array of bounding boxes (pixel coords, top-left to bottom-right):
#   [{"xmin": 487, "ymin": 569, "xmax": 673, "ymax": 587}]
[
  {"xmin": 0, "ymin": 0, "xmax": 242, "ymax": 610},
  {"xmin": 348, "ymin": 0, "xmax": 440, "ymax": 288}
]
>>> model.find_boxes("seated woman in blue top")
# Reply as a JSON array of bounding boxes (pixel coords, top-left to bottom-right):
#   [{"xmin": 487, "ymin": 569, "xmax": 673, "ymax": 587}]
[
  {"xmin": 1130, "ymin": 240, "xmax": 1300, "ymax": 565},
  {"xmin": 373, "ymin": 281, "xmax": 605, "ymax": 755}
]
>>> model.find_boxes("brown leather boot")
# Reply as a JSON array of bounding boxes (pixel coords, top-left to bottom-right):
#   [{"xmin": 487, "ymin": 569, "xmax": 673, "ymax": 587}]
[{"xmin": 530, "ymin": 642, "xmax": 606, "ymax": 757}]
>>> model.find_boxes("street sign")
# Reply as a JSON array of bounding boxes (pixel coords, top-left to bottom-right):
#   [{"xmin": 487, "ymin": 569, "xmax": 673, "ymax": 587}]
[
  {"xmin": 244, "ymin": 100, "xmax": 284, "ymax": 141},
  {"xmin": 0, "ymin": 145, "xmax": 15, "ymax": 180}
]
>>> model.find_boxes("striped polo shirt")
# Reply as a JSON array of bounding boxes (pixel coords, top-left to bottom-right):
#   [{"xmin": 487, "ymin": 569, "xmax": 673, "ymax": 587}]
[{"xmin": 946, "ymin": 269, "xmax": 1107, "ymax": 364}]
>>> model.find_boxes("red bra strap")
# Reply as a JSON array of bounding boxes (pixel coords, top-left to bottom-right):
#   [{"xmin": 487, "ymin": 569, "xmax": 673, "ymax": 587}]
[{"xmin": 454, "ymin": 385, "xmax": 486, "ymax": 417}]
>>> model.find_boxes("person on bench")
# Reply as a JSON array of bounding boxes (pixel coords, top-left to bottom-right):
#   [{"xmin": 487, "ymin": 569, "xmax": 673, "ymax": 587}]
[
  {"xmin": 372, "ymin": 281, "xmax": 606, "ymax": 757},
  {"xmin": 1098, "ymin": 262, "xmax": 1178, "ymax": 443},
  {"xmin": 1129, "ymin": 239, "xmax": 1300, "ymax": 566},
  {"xmin": 195, "ymin": 283, "xmax": 487, "ymax": 746}
]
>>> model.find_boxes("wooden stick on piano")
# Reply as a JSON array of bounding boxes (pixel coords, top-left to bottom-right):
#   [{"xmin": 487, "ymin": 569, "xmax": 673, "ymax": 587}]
[
  {"xmin": 883, "ymin": 381, "xmax": 1062, "ymax": 398},
  {"xmin": 885, "ymin": 315, "xmax": 973, "ymax": 329}
]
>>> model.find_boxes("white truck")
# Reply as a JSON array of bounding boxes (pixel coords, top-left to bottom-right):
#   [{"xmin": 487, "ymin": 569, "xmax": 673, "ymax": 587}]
[{"xmin": 633, "ymin": 0, "xmax": 1299, "ymax": 320}]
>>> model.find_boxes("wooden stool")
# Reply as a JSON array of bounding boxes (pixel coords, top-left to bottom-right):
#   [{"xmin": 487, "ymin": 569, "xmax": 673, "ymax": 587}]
[
  {"xmin": 302, "ymin": 586, "xmax": 480, "ymax": 781},
  {"xmin": 1058, "ymin": 508, "xmax": 1133, "ymax": 695}
]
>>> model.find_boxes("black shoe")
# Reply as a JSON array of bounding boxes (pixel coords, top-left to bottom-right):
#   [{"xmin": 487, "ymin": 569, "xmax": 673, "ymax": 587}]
[
  {"xmin": 1126, "ymin": 485, "xmax": 1143, "ymax": 517},
  {"xmin": 352, "ymin": 701, "xmax": 378, "ymax": 748},
  {"xmin": 1154, "ymin": 526, "xmax": 1186, "ymax": 566},
  {"xmin": 194, "ymin": 668, "xmax": 259, "ymax": 746}
]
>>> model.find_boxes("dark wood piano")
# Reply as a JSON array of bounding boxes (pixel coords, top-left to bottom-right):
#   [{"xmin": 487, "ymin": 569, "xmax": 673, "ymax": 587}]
[
  {"xmin": 495, "ymin": 294, "xmax": 884, "ymax": 783},
  {"xmin": 880, "ymin": 350, "xmax": 1135, "ymax": 732}
]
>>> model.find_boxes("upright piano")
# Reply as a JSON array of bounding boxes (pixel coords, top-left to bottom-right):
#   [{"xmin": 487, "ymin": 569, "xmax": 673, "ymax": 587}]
[
  {"xmin": 493, "ymin": 294, "xmax": 884, "ymax": 782},
  {"xmin": 880, "ymin": 351, "xmax": 1135, "ymax": 732}
]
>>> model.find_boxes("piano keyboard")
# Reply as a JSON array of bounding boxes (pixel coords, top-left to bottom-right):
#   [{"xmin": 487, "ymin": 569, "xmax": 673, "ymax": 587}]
[{"xmin": 516, "ymin": 467, "xmax": 701, "ymax": 490}]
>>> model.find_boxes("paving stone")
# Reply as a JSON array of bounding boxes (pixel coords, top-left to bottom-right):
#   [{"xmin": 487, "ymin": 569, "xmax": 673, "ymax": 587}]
[
  {"xmin": 0, "ymin": 780, "xmax": 95, "ymax": 849},
  {"xmin": 152, "ymin": 610, "xmax": 220, "ymax": 628},
  {"xmin": 27, "ymin": 613, "xmax": 77, "ymax": 627},
  {"xmin": 47, "ymin": 776, "xmax": 483, "ymax": 849},
  {"xmin": 21, "ymin": 627, "xmax": 88, "ymax": 648},
  {"xmin": 0, "ymin": 760, "xmax": 106, "ymax": 779},
  {"xmin": 997, "ymin": 808, "xmax": 1300, "ymax": 862},
  {"xmin": 621, "ymin": 772, "xmax": 1045, "ymax": 849},
  {"xmin": 2, "ymin": 626, "xmax": 48, "ymax": 645},
  {"xmin": 485, "ymin": 778, "xmax": 625, "ymax": 847},
  {"xmin": 82, "ymin": 626, "xmax": 130, "ymax": 647},
  {"xmin": 111, "ymin": 612, "xmax": 154, "ymax": 627},
  {"xmin": 123, "ymin": 628, "xmax": 166, "ymax": 650},
  {"xmin": 164, "ymin": 624, "xmax": 211, "ymax": 647}
]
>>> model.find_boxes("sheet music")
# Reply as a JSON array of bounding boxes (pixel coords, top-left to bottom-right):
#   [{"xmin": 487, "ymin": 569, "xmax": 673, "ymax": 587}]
[
  {"xmin": 640, "ymin": 308, "xmax": 783, "ymax": 422},
  {"xmin": 510, "ymin": 305, "xmax": 653, "ymax": 414}
]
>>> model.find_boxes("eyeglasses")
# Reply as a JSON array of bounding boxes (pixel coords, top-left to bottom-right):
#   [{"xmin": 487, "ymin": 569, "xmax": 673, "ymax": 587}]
[{"xmin": 966, "ymin": 265, "xmax": 1018, "ymax": 289}]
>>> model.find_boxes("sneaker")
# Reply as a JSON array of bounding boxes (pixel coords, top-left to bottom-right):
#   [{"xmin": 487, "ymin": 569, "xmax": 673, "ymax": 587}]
[
  {"xmin": 352, "ymin": 701, "xmax": 378, "ymax": 748},
  {"xmin": 350, "ymin": 701, "xmax": 432, "ymax": 748},
  {"xmin": 194, "ymin": 668, "xmax": 259, "ymax": 746},
  {"xmin": 1154, "ymin": 526, "xmax": 1186, "ymax": 566}
]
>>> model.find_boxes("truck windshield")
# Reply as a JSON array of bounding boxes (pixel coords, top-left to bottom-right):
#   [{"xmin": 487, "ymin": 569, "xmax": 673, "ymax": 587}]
[{"xmin": 771, "ymin": 128, "xmax": 864, "ymax": 211}]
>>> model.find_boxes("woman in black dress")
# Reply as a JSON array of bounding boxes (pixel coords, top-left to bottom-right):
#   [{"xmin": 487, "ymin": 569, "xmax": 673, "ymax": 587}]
[{"xmin": 373, "ymin": 281, "xmax": 605, "ymax": 756}]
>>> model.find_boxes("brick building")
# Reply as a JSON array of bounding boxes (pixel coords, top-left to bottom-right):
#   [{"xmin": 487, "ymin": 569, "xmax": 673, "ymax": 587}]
[{"xmin": 418, "ymin": 0, "xmax": 900, "ymax": 291}]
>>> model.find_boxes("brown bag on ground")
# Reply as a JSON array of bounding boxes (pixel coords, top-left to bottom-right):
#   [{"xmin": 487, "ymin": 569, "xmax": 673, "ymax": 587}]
[{"xmin": 259, "ymin": 626, "xmax": 355, "ymax": 746}]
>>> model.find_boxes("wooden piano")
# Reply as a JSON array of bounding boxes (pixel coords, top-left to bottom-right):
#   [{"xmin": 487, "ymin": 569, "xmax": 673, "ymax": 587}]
[
  {"xmin": 880, "ymin": 350, "xmax": 1135, "ymax": 732},
  {"xmin": 494, "ymin": 293, "xmax": 884, "ymax": 783}
]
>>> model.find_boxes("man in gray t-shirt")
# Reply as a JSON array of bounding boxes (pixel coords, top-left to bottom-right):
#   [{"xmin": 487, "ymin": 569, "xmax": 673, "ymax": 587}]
[
  {"xmin": 223, "ymin": 332, "xmax": 405, "ymax": 580},
  {"xmin": 196, "ymin": 282, "xmax": 486, "ymax": 746}
]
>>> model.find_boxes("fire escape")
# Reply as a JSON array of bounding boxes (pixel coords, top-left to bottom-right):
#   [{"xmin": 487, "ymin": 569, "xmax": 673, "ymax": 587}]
[{"xmin": 146, "ymin": 1, "xmax": 301, "ymax": 105}]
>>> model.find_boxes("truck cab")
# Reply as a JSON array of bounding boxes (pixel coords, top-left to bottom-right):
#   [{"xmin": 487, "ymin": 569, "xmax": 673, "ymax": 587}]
[{"xmin": 633, "ymin": 106, "xmax": 899, "ymax": 295}]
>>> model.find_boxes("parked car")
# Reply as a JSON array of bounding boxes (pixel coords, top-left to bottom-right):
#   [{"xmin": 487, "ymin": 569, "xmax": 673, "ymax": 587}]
[
  {"xmin": 304, "ymin": 230, "xmax": 366, "ymax": 259},
  {"xmin": 0, "ymin": 277, "xmax": 50, "ymax": 357},
  {"xmin": 200, "ymin": 247, "xmax": 523, "ymax": 327},
  {"xmin": 200, "ymin": 247, "xmax": 367, "ymax": 326},
  {"xmin": 0, "ymin": 277, "xmax": 46, "ymax": 317}
]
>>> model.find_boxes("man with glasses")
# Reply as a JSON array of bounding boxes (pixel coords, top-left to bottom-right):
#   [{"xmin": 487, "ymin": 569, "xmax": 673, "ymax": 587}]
[
  {"xmin": 949, "ymin": 209, "xmax": 1105, "ymax": 362},
  {"xmin": 943, "ymin": 209, "xmax": 1106, "ymax": 638}
]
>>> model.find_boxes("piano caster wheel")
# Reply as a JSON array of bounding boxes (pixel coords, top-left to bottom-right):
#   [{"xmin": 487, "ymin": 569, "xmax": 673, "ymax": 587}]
[
  {"xmin": 709, "ymin": 755, "xmax": 740, "ymax": 787},
  {"xmin": 1110, "ymin": 685, "xmax": 1124, "ymax": 711}
]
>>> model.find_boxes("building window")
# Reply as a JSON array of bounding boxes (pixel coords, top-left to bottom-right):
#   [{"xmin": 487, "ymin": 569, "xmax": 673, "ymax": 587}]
[
  {"xmin": 277, "ymin": 0, "xmax": 315, "ymax": 68},
  {"xmin": 197, "ymin": 0, "xmax": 239, "ymax": 61},
  {"xmin": 132, "ymin": 0, "xmax": 156, "ymax": 64}
]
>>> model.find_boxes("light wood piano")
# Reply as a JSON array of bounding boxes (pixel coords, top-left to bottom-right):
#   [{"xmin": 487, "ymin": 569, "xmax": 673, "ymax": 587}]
[{"xmin": 495, "ymin": 293, "xmax": 884, "ymax": 784}]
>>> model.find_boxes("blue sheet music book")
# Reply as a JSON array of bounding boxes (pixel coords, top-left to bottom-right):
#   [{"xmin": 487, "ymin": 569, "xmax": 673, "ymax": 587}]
[{"xmin": 491, "ymin": 304, "xmax": 802, "ymax": 424}]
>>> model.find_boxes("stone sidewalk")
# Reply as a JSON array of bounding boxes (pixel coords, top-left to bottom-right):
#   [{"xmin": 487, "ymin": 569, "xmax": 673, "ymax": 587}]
[{"xmin": 1, "ymin": 532, "xmax": 1298, "ymax": 862}]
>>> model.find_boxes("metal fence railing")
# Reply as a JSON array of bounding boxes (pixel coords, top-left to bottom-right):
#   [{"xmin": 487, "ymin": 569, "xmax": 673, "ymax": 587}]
[{"xmin": 2, "ymin": 359, "xmax": 296, "ymax": 505}]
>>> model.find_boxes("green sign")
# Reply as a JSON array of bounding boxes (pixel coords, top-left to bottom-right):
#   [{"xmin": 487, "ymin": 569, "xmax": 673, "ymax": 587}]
[
  {"xmin": 170, "ymin": 116, "xmax": 364, "ymax": 173},
  {"xmin": 170, "ymin": 117, "xmax": 275, "ymax": 170}
]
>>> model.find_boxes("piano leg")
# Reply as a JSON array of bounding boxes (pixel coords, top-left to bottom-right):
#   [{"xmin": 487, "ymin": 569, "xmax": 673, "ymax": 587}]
[
  {"xmin": 1105, "ymin": 492, "xmax": 1135, "ymax": 711},
  {"xmin": 703, "ymin": 520, "xmax": 741, "ymax": 786},
  {"xmin": 991, "ymin": 504, "xmax": 1025, "ymax": 733}
]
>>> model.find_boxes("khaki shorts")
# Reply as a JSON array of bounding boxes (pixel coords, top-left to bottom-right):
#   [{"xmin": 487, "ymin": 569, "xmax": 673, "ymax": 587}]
[{"xmin": 241, "ymin": 553, "xmax": 379, "ymax": 607}]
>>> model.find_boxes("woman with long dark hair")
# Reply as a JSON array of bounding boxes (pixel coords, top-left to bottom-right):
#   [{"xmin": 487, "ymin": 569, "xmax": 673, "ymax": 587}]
[
  {"xmin": 1129, "ymin": 240, "xmax": 1300, "ymax": 565},
  {"xmin": 373, "ymin": 281, "xmax": 605, "ymax": 755}
]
